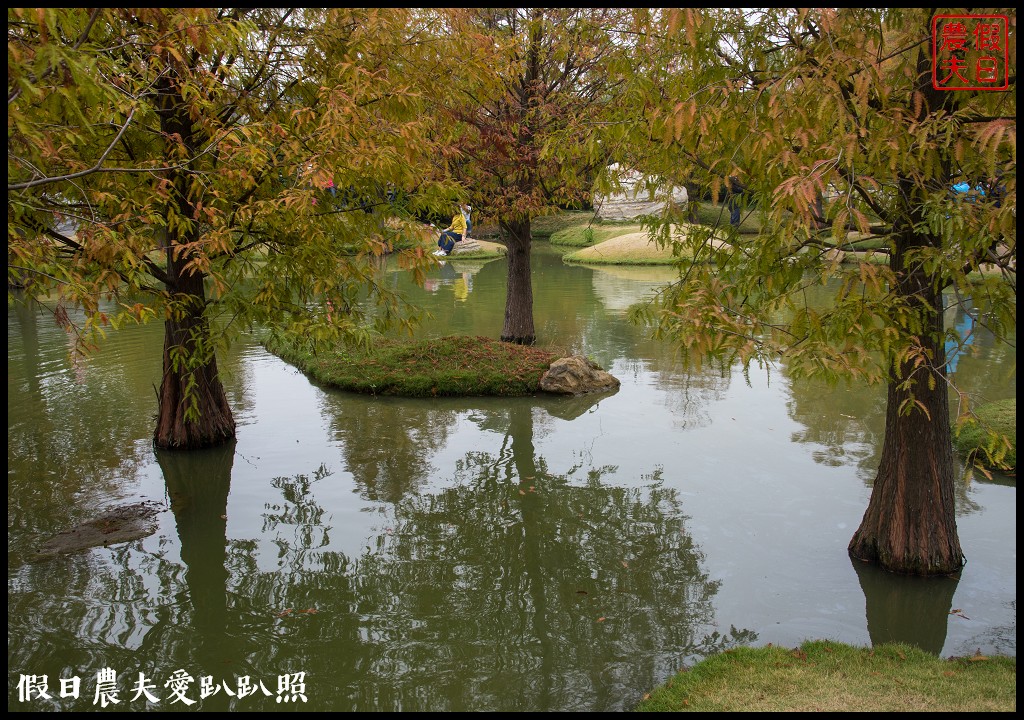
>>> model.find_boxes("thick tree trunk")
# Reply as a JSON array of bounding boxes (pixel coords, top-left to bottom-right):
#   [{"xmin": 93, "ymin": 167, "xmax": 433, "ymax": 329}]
[
  {"xmin": 501, "ymin": 217, "xmax": 536, "ymax": 345},
  {"xmin": 154, "ymin": 271, "xmax": 236, "ymax": 450},
  {"xmin": 848, "ymin": 365, "xmax": 964, "ymax": 575},
  {"xmin": 153, "ymin": 82, "xmax": 235, "ymax": 450},
  {"xmin": 848, "ymin": 234, "xmax": 964, "ymax": 576}
]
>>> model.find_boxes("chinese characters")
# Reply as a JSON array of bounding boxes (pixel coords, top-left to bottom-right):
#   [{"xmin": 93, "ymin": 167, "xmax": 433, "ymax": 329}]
[
  {"xmin": 932, "ymin": 14, "xmax": 1010, "ymax": 91},
  {"xmin": 16, "ymin": 669, "xmax": 308, "ymax": 706}
]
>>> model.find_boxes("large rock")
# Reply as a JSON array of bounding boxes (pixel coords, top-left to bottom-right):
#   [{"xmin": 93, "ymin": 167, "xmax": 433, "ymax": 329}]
[
  {"xmin": 451, "ymin": 238, "xmax": 483, "ymax": 254},
  {"xmin": 539, "ymin": 356, "xmax": 620, "ymax": 396},
  {"xmin": 593, "ymin": 165, "xmax": 688, "ymax": 221}
]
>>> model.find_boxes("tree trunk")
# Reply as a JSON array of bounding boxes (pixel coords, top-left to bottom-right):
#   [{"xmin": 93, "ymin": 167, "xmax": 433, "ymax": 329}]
[
  {"xmin": 500, "ymin": 217, "xmax": 536, "ymax": 345},
  {"xmin": 153, "ymin": 79, "xmax": 235, "ymax": 450},
  {"xmin": 154, "ymin": 270, "xmax": 236, "ymax": 450},
  {"xmin": 848, "ymin": 233, "xmax": 964, "ymax": 576}
]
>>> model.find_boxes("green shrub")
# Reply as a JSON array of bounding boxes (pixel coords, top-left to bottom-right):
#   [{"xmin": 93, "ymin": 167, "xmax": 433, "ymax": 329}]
[{"xmin": 954, "ymin": 398, "xmax": 1016, "ymax": 471}]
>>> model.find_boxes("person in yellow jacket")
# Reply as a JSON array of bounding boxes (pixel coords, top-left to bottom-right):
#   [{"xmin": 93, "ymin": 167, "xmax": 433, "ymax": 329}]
[{"xmin": 435, "ymin": 205, "xmax": 467, "ymax": 256}]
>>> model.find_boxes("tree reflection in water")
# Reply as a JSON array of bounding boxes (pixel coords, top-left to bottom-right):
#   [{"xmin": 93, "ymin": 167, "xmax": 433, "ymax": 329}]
[
  {"xmin": 10, "ymin": 259, "xmax": 1016, "ymax": 711},
  {"xmin": 850, "ymin": 556, "xmax": 959, "ymax": 655},
  {"xmin": 10, "ymin": 396, "xmax": 754, "ymax": 711},
  {"xmin": 226, "ymin": 401, "xmax": 754, "ymax": 711}
]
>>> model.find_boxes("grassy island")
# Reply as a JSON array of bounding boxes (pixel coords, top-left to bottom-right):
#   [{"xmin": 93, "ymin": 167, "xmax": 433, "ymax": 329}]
[{"xmin": 266, "ymin": 334, "xmax": 557, "ymax": 397}]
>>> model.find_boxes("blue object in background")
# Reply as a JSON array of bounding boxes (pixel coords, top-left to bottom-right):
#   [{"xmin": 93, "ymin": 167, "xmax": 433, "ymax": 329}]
[
  {"xmin": 945, "ymin": 312, "xmax": 976, "ymax": 374},
  {"xmin": 951, "ymin": 180, "xmax": 985, "ymax": 202}
]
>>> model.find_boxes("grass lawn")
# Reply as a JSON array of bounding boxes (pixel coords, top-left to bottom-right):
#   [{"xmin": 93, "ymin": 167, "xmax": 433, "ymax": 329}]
[
  {"xmin": 529, "ymin": 209, "xmax": 596, "ymax": 239},
  {"xmin": 561, "ymin": 231, "xmax": 680, "ymax": 265},
  {"xmin": 542, "ymin": 209, "xmax": 1011, "ymax": 282},
  {"xmin": 549, "ymin": 221, "xmax": 647, "ymax": 247},
  {"xmin": 541, "ymin": 206, "xmax": 894, "ymax": 264},
  {"xmin": 637, "ymin": 641, "xmax": 1016, "ymax": 712}
]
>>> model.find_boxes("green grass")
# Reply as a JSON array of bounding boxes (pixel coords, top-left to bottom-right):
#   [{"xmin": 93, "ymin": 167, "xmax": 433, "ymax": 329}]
[
  {"xmin": 545, "ymin": 203, "xmax": 764, "ymax": 249},
  {"xmin": 560, "ymin": 223, "xmax": 726, "ymax": 266},
  {"xmin": 448, "ymin": 247, "xmax": 506, "ymax": 259},
  {"xmin": 529, "ymin": 210, "xmax": 595, "ymax": 239},
  {"xmin": 637, "ymin": 641, "xmax": 1016, "ymax": 712},
  {"xmin": 549, "ymin": 221, "xmax": 646, "ymax": 247},
  {"xmin": 545, "ymin": 204, "xmax": 763, "ymax": 247},
  {"xmin": 689, "ymin": 201, "xmax": 764, "ymax": 234},
  {"xmin": 954, "ymin": 398, "xmax": 1016, "ymax": 472},
  {"xmin": 266, "ymin": 334, "xmax": 558, "ymax": 397},
  {"xmin": 531, "ymin": 211, "xmax": 1008, "ymax": 290},
  {"xmin": 561, "ymin": 245, "xmax": 682, "ymax": 266}
]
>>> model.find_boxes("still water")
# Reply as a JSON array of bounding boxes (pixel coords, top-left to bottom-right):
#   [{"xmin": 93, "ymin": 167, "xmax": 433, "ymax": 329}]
[{"xmin": 7, "ymin": 245, "xmax": 1016, "ymax": 711}]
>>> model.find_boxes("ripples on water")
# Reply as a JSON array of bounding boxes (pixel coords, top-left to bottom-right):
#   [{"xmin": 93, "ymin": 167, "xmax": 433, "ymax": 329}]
[{"xmin": 7, "ymin": 255, "xmax": 1016, "ymax": 711}]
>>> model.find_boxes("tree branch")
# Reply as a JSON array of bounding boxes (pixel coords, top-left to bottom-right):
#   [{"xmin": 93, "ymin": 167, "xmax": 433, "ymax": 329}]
[
  {"xmin": 8, "ymin": 107, "xmax": 137, "ymax": 190},
  {"xmin": 8, "ymin": 8, "xmax": 103, "ymax": 105}
]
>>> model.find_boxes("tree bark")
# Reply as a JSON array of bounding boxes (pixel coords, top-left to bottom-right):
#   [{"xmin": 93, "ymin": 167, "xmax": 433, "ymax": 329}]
[
  {"xmin": 500, "ymin": 217, "xmax": 536, "ymax": 345},
  {"xmin": 848, "ymin": 231, "xmax": 964, "ymax": 576},
  {"xmin": 153, "ymin": 268, "xmax": 236, "ymax": 450},
  {"xmin": 152, "ymin": 73, "xmax": 236, "ymax": 450}
]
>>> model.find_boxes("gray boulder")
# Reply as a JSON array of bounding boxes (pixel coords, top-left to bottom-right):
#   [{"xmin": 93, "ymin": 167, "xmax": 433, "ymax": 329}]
[{"xmin": 539, "ymin": 356, "xmax": 620, "ymax": 395}]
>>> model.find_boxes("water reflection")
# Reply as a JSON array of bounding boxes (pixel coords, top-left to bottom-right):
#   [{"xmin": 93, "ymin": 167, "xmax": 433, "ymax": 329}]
[
  {"xmin": 157, "ymin": 443, "xmax": 236, "ymax": 710},
  {"xmin": 583, "ymin": 264, "xmax": 677, "ymax": 313},
  {"xmin": 253, "ymin": 453, "xmax": 739, "ymax": 709},
  {"xmin": 14, "ymin": 413, "xmax": 744, "ymax": 710},
  {"xmin": 7, "ymin": 298, "xmax": 160, "ymax": 566},
  {"xmin": 7, "ymin": 254, "xmax": 1015, "ymax": 712},
  {"xmin": 851, "ymin": 557, "xmax": 959, "ymax": 655},
  {"xmin": 278, "ymin": 394, "xmax": 750, "ymax": 710},
  {"xmin": 784, "ymin": 293, "xmax": 1016, "ymax": 497},
  {"xmin": 786, "ymin": 378, "xmax": 884, "ymax": 471},
  {"xmin": 360, "ymin": 471, "xmax": 730, "ymax": 711},
  {"xmin": 324, "ymin": 393, "xmax": 459, "ymax": 503}
]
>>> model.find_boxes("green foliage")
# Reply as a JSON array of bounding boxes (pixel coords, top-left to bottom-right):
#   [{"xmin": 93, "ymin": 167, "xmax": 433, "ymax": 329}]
[
  {"xmin": 622, "ymin": 8, "xmax": 1015, "ymax": 396},
  {"xmin": 8, "ymin": 8, "xmax": 1014, "ymax": 449},
  {"xmin": 614, "ymin": 9, "xmax": 1015, "ymax": 573},
  {"xmin": 954, "ymin": 398, "xmax": 1016, "ymax": 472},
  {"xmin": 438, "ymin": 9, "xmax": 639, "ymax": 227},
  {"xmin": 266, "ymin": 333, "xmax": 558, "ymax": 397},
  {"xmin": 7, "ymin": 8, "xmax": 457, "ymax": 343},
  {"xmin": 8, "ymin": 9, "xmax": 466, "ymax": 434}
]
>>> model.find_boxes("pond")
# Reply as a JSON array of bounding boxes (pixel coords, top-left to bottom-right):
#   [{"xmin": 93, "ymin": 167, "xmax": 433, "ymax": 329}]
[{"xmin": 7, "ymin": 244, "xmax": 1016, "ymax": 711}]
